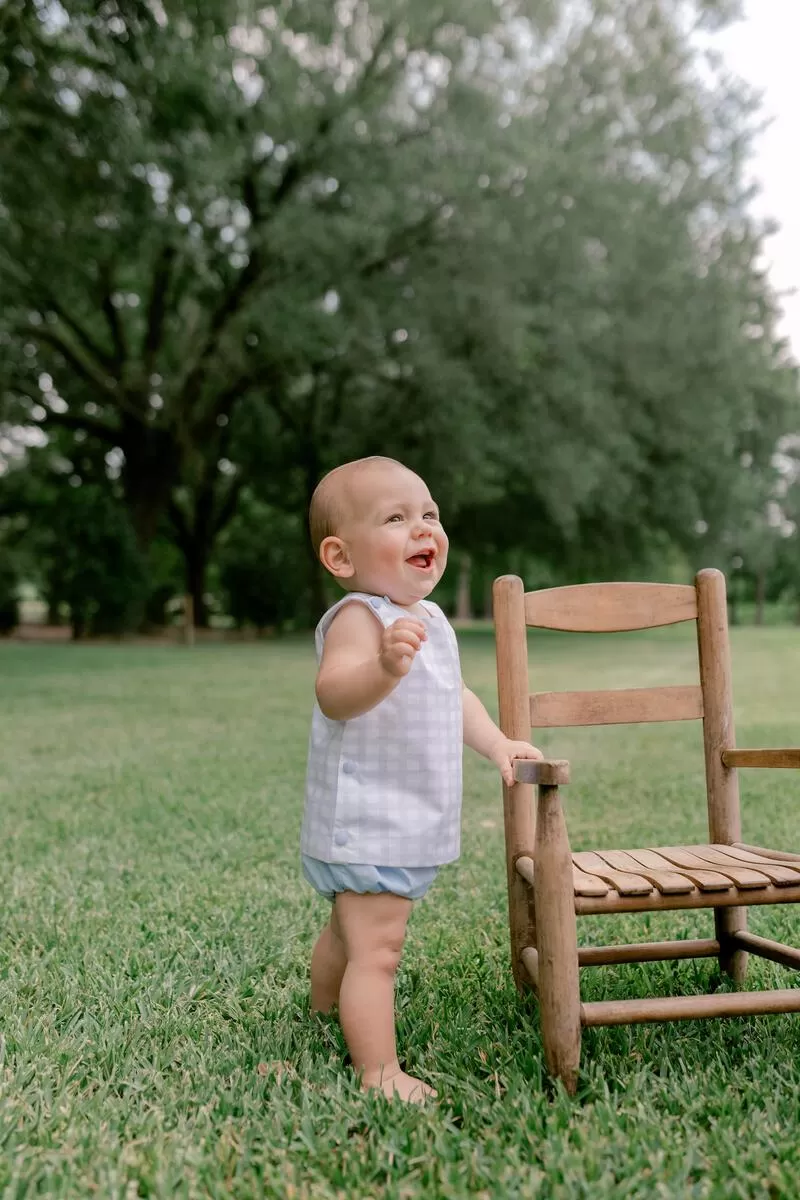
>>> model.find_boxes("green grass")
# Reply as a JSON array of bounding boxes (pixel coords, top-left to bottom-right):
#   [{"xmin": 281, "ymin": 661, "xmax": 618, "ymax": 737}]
[{"xmin": 1, "ymin": 626, "xmax": 799, "ymax": 1198}]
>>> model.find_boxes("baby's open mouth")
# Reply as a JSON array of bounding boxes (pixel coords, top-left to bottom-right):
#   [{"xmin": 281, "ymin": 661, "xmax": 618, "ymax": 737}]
[{"xmin": 407, "ymin": 550, "xmax": 435, "ymax": 570}]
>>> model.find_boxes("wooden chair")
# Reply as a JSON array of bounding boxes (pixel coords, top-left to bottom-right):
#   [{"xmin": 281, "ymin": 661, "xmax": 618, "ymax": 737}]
[{"xmin": 493, "ymin": 568, "xmax": 800, "ymax": 1094}]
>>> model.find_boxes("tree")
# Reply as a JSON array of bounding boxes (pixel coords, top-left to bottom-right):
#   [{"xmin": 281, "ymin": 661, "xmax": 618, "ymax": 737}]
[
  {"xmin": 0, "ymin": 430, "xmax": 148, "ymax": 637},
  {"xmin": 3, "ymin": 0, "xmax": 796, "ymax": 629},
  {"xmin": 0, "ymin": 0, "xmax": 558, "ymax": 619}
]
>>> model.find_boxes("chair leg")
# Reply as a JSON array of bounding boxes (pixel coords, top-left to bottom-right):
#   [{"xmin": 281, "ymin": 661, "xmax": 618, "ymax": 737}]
[
  {"xmin": 509, "ymin": 871, "xmax": 536, "ymax": 994},
  {"xmin": 533, "ymin": 784, "xmax": 581, "ymax": 1094},
  {"xmin": 716, "ymin": 906, "xmax": 748, "ymax": 985}
]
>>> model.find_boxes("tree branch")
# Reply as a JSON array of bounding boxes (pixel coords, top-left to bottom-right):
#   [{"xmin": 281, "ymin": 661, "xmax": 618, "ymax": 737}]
[
  {"xmin": 268, "ymin": 388, "xmax": 305, "ymax": 436},
  {"xmin": 213, "ymin": 474, "xmax": 245, "ymax": 537},
  {"xmin": 40, "ymin": 407, "xmax": 122, "ymax": 447},
  {"xmin": 262, "ymin": 21, "xmax": 396, "ymax": 213},
  {"xmin": 23, "ymin": 325, "xmax": 119, "ymax": 400},
  {"xmin": 174, "ymin": 250, "xmax": 266, "ymax": 415},
  {"xmin": 143, "ymin": 244, "xmax": 177, "ymax": 377},
  {"xmin": 98, "ymin": 263, "xmax": 128, "ymax": 369},
  {"xmin": 351, "ymin": 19, "xmax": 398, "ymax": 102},
  {"xmin": 167, "ymin": 496, "xmax": 192, "ymax": 554},
  {"xmin": 175, "ymin": 20, "xmax": 402, "ymax": 416},
  {"xmin": 191, "ymin": 370, "xmax": 257, "ymax": 441},
  {"xmin": 359, "ymin": 203, "xmax": 446, "ymax": 278},
  {"xmin": 43, "ymin": 293, "xmax": 118, "ymax": 376}
]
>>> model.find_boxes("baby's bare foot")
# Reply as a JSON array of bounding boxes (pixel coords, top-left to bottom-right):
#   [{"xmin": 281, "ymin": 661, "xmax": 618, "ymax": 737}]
[{"xmin": 363, "ymin": 1068, "xmax": 437, "ymax": 1104}]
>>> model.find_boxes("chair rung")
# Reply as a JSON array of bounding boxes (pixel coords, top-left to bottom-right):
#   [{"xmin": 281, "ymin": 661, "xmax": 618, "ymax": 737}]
[
  {"xmin": 520, "ymin": 946, "xmax": 539, "ymax": 988},
  {"xmin": 581, "ymin": 988, "xmax": 800, "ymax": 1027},
  {"xmin": 578, "ymin": 939, "xmax": 719, "ymax": 966},
  {"xmin": 731, "ymin": 932, "xmax": 800, "ymax": 970}
]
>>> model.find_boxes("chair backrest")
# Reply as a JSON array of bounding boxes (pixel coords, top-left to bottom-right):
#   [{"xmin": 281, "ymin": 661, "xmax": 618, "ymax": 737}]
[{"xmin": 493, "ymin": 569, "xmax": 740, "ymax": 847}]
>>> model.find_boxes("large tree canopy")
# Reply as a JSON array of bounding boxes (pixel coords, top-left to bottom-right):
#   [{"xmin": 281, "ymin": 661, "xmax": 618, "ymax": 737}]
[{"xmin": 1, "ymin": 0, "xmax": 797, "ymax": 627}]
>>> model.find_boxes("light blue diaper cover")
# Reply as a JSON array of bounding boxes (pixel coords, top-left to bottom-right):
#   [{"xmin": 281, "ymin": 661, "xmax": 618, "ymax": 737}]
[{"xmin": 301, "ymin": 854, "xmax": 438, "ymax": 901}]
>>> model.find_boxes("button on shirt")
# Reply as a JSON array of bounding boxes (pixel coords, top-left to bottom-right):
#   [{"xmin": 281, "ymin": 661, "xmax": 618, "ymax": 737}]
[{"xmin": 301, "ymin": 593, "xmax": 463, "ymax": 867}]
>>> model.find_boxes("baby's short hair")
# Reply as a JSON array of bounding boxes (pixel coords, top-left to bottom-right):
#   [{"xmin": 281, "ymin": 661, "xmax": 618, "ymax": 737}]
[{"xmin": 309, "ymin": 456, "xmax": 407, "ymax": 556}]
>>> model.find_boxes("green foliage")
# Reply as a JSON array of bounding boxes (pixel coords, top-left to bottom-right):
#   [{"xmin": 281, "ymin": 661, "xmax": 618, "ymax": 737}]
[
  {"xmin": 1, "ymin": 0, "xmax": 798, "ymax": 621},
  {"xmin": 217, "ymin": 493, "xmax": 311, "ymax": 629},
  {"xmin": 1, "ymin": 451, "xmax": 147, "ymax": 637},
  {"xmin": 43, "ymin": 482, "xmax": 147, "ymax": 637}
]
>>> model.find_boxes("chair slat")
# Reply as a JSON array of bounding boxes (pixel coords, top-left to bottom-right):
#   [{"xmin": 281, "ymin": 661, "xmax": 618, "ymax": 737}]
[
  {"xmin": 733, "ymin": 842, "xmax": 800, "ymax": 863},
  {"xmin": 524, "ymin": 582, "xmax": 698, "ymax": 632},
  {"xmin": 719, "ymin": 843, "xmax": 800, "ymax": 873},
  {"xmin": 626, "ymin": 848, "xmax": 732, "ymax": 891},
  {"xmin": 595, "ymin": 849, "xmax": 693, "ymax": 895},
  {"xmin": 572, "ymin": 851, "xmax": 653, "ymax": 896},
  {"xmin": 530, "ymin": 685, "xmax": 703, "ymax": 728},
  {"xmin": 516, "ymin": 854, "xmax": 611, "ymax": 897},
  {"xmin": 656, "ymin": 846, "xmax": 771, "ymax": 889},
  {"xmin": 572, "ymin": 866, "xmax": 611, "ymax": 897},
  {"xmin": 691, "ymin": 845, "xmax": 800, "ymax": 886}
]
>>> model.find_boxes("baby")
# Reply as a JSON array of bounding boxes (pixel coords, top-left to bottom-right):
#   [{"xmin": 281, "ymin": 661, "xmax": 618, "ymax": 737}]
[{"xmin": 301, "ymin": 456, "xmax": 541, "ymax": 1102}]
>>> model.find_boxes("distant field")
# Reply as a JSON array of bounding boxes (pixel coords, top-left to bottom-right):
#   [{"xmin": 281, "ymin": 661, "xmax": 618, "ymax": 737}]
[{"xmin": 1, "ymin": 625, "xmax": 799, "ymax": 1197}]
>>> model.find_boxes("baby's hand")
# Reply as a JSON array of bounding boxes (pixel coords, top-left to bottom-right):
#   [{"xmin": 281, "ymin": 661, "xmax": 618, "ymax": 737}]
[
  {"xmin": 379, "ymin": 618, "xmax": 427, "ymax": 677},
  {"xmin": 490, "ymin": 737, "xmax": 543, "ymax": 787}
]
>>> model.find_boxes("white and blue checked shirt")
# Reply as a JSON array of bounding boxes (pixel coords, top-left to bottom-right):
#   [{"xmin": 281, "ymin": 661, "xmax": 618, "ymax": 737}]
[{"xmin": 301, "ymin": 593, "xmax": 463, "ymax": 867}]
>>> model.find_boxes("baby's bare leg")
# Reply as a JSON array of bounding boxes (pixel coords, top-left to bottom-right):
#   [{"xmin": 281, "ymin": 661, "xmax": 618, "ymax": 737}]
[
  {"xmin": 310, "ymin": 904, "xmax": 347, "ymax": 1014},
  {"xmin": 334, "ymin": 891, "xmax": 436, "ymax": 1103}
]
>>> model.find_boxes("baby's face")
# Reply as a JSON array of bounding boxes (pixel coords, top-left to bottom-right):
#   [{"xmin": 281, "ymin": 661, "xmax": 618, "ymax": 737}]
[{"xmin": 336, "ymin": 464, "xmax": 448, "ymax": 607}]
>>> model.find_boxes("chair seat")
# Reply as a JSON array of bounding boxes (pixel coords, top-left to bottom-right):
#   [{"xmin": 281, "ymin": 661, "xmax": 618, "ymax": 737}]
[{"xmin": 567, "ymin": 843, "xmax": 800, "ymax": 913}]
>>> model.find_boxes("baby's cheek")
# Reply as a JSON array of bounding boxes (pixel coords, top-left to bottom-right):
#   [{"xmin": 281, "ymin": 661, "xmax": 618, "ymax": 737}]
[{"xmin": 375, "ymin": 537, "xmax": 403, "ymax": 568}]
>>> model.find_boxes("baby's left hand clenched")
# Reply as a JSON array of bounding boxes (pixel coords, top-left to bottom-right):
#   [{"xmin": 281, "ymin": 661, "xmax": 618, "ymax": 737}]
[{"xmin": 489, "ymin": 737, "xmax": 543, "ymax": 787}]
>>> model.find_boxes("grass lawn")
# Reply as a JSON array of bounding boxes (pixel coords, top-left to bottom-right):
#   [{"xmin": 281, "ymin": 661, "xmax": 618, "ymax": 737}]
[{"xmin": 1, "ymin": 624, "xmax": 799, "ymax": 1198}]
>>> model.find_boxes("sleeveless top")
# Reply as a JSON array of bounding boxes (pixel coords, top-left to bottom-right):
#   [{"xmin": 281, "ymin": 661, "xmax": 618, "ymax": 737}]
[{"xmin": 301, "ymin": 592, "xmax": 463, "ymax": 867}]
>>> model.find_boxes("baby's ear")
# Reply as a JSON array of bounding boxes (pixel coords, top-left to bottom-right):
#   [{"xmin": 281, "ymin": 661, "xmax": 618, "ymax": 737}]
[{"xmin": 319, "ymin": 536, "xmax": 355, "ymax": 579}]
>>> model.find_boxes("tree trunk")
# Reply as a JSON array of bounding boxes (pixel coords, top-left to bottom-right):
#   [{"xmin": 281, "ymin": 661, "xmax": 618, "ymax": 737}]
[
  {"xmin": 116, "ymin": 424, "xmax": 183, "ymax": 630},
  {"xmin": 185, "ymin": 538, "xmax": 210, "ymax": 628},
  {"xmin": 729, "ymin": 574, "xmax": 740, "ymax": 627},
  {"xmin": 46, "ymin": 591, "xmax": 64, "ymax": 626},
  {"xmin": 169, "ymin": 449, "xmax": 246, "ymax": 631},
  {"xmin": 122, "ymin": 423, "xmax": 183, "ymax": 552},
  {"xmin": 754, "ymin": 570, "xmax": 766, "ymax": 626},
  {"xmin": 71, "ymin": 607, "xmax": 87, "ymax": 640},
  {"xmin": 483, "ymin": 574, "xmax": 493, "ymax": 619},
  {"xmin": 455, "ymin": 553, "xmax": 472, "ymax": 620}
]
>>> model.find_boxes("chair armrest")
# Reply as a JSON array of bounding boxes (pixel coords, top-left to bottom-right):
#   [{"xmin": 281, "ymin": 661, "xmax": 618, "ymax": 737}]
[
  {"xmin": 721, "ymin": 749, "xmax": 800, "ymax": 769},
  {"xmin": 513, "ymin": 758, "xmax": 570, "ymax": 785}
]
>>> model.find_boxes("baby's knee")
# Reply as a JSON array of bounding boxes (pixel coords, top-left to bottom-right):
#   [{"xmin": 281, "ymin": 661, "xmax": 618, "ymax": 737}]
[
  {"xmin": 347, "ymin": 918, "xmax": 406, "ymax": 975},
  {"xmin": 335, "ymin": 890, "xmax": 412, "ymax": 976},
  {"xmin": 356, "ymin": 938, "xmax": 404, "ymax": 978}
]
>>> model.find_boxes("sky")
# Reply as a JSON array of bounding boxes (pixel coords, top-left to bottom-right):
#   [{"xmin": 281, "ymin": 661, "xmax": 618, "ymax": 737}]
[{"xmin": 711, "ymin": 0, "xmax": 800, "ymax": 354}]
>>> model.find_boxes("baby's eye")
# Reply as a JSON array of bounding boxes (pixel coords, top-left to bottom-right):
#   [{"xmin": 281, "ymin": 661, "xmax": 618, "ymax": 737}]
[
  {"xmin": 424, "ymin": 511, "xmax": 439, "ymax": 521},
  {"xmin": 386, "ymin": 513, "xmax": 404, "ymax": 523}
]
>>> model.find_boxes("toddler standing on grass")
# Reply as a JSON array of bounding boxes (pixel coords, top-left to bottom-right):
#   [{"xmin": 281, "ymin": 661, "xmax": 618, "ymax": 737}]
[{"xmin": 300, "ymin": 456, "xmax": 542, "ymax": 1102}]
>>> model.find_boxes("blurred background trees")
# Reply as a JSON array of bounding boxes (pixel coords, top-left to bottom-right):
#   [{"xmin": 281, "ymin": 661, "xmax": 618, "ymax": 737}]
[{"xmin": 1, "ymin": 0, "xmax": 798, "ymax": 635}]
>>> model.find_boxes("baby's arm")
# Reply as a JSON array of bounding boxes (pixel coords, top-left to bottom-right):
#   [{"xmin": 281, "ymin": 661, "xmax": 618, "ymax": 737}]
[
  {"xmin": 316, "ymin": 603, "xmax": 427, "ymax": 721},
  {"xmin": 462, "ymin": 685, "xmax": 542, "ymax": 786}
]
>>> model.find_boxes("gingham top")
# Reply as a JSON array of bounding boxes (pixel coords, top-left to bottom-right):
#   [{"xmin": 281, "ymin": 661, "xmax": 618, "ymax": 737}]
[{"xmin": 301, "ymin": 592, "xmax": 463, "ymax": 867}]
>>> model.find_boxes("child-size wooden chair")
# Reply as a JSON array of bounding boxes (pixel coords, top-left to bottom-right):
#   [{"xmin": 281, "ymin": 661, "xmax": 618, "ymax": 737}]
[{"xmin": 494, "ymin": 568, "xmax": 800, "ymax": 1093}]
